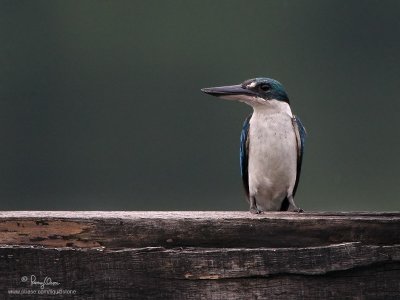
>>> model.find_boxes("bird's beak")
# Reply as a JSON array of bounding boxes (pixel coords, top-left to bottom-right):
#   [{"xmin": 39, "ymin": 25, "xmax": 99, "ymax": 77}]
[{"xmin": 201, "ymin": 84, "xmax": 257, "ymax": 100}]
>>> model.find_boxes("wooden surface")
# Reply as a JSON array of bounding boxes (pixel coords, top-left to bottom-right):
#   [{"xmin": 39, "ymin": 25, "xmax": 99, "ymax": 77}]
[{"xmin": 0, "ymin": 211, "xmax": 399, "ymax": 299}]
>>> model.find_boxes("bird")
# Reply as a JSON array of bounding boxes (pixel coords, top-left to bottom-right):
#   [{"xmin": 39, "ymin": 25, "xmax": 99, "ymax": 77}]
[{"xmin": 201, "ymin": 78, "xmax": 306, "ymax": 213}]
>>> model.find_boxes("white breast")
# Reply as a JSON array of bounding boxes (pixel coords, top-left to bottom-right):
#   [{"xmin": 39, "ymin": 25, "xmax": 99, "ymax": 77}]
[{"xmin": 248, "ymin": 100, "xmax": 297, "ymax": 211}]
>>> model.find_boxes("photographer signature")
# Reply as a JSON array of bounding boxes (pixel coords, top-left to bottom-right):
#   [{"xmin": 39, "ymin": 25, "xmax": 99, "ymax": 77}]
[{"xmin": 21, "ymin": 275, "xmax": 61, "ymax": 289}]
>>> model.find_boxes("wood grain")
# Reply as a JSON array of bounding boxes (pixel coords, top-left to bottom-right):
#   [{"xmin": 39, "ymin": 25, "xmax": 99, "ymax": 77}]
[
  {"xmin": 0, "ymin": 211, "xmax": 399, "ymax": 249},
  {"xmin": 0, "ymin": 211, "xmax": 399, "ymax": 299}
]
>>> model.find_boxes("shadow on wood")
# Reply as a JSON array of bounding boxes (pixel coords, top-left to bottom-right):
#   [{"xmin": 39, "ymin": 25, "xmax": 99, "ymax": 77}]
[{"xmin": 0, "ymin": 211, "xmax": 399, "ymax": 299}]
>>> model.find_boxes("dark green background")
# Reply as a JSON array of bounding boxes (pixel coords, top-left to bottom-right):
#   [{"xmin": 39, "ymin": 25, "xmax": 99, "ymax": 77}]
[{"xmin": 1, "ymin": 1, "xmax": 399, "ymax": 211}]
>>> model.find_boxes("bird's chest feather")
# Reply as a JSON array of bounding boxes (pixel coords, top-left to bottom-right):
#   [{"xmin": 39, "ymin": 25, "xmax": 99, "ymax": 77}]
[{"xmin": 248, "ymin": 111, "xmax": 297, "ymax": 194}]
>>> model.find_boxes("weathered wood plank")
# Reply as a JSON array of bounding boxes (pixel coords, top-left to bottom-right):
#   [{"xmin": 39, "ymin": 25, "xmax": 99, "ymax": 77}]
[
  {"xmin": 0, "ymin": 211, "xmax": 399, "ymax": 299},
  {"xmin": 0, "ymin": 211, "xmax": 399, "ymax": 249},
  {"xmin": 1, "ymin": 244, "xmax": 399, "ymax": 299}
]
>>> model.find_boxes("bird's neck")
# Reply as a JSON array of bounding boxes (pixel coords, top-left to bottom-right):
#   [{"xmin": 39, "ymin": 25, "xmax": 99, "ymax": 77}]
[{"xmin": 252, "ymin": 99, "xmax": 293, "ymax": 118}]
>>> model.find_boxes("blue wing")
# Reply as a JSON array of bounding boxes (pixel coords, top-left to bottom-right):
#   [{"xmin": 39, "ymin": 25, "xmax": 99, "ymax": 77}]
[
  {"xmin": 292, "ymin": 115, "xmax": 307, "ymax": 197},
  {"xmin": 240, "ymin": 114, "xmax": 252, "ymax": 201}
]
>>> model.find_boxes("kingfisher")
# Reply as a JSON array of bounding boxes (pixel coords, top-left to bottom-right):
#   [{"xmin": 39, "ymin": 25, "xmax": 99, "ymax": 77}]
[{"xmin": 201, "ymin": 78, "xmax": 306, "ymax": 213}]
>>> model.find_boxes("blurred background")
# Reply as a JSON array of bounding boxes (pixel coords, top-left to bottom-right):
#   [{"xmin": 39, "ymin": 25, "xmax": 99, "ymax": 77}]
[{"xmin": 1, "ymin": 1, "xmax": 399, "ymax": 211}]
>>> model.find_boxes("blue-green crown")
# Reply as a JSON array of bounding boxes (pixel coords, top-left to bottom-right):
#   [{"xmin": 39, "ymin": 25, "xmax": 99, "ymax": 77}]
[{"xmin": 242, "ymin": 78, "xmax": 289, "ymax": 103}]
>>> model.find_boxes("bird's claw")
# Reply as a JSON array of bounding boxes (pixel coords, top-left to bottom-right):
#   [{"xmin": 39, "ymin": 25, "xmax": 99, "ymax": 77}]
[{"xmin": 250, "ymin": 207, "xmax": 263, "ymax": 214}]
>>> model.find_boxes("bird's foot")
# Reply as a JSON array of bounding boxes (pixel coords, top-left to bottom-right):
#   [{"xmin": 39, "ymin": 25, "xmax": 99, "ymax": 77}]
[
  {"xmin": 249, "ymin": 207, "xmax": 263, "ymax": 214},
  {"xmin": 292, "ymin": 208, "xmax": 304, "ymax": 213},
  {"xmin": 287, "ymin": 195, "xmax": 303, "ymax": 213},
  {"xmin": 249, "ymin": 196, "xmax": 262, "ymax": 214}
]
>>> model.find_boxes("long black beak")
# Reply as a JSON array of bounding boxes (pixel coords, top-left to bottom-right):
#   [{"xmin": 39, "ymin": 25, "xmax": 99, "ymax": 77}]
[{"xmin": 201, "ymin": 84, "xmax": 257, "ymax": 97}]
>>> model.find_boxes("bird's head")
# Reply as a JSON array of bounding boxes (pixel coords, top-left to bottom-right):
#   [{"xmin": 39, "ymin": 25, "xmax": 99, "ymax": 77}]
[{"xmin": 201, "ymin": 77, "xmax": 290, "ymax": 106}]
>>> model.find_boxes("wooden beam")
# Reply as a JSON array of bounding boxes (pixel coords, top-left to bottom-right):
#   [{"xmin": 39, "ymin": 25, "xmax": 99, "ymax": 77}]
[
  {"xmin": 0, "ymin": 211, "xmax": 399, "ymax": 248},
  {"xmin": 0, "ymin": 211, "xmax": 399, "ymax": 299}
]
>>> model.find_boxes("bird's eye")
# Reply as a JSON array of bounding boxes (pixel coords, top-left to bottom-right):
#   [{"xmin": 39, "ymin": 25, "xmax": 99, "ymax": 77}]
[{"xmin": 260, "ymin": 84, "xmax": 270, "ymax": 91}]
